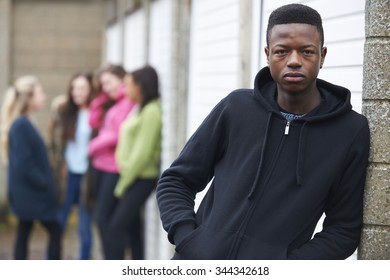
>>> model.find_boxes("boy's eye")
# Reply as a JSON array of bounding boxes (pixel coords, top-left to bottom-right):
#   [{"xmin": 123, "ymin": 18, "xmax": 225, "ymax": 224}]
[
  {"xmin": 303, "ymin": 50, "xmax": 315, "ymax": 55},
  {"xmin": 274, "ymin": 49, "xmax": 288, "ymax": 55}
]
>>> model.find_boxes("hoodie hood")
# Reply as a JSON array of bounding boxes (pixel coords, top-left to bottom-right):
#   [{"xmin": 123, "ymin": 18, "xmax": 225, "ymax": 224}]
[
  {"xmin": 247, "ymin": 67, "xmax": 354, "ymax": 190},
  {"xmin": 253, "ymin": 66, "xmax": 352, "ymax": 122}
]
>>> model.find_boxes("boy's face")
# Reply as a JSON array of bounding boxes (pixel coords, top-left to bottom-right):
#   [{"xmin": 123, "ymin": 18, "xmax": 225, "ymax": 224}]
[{"xmin": 265, "ymin": 23, "xmax": 327, "ymax": 95}]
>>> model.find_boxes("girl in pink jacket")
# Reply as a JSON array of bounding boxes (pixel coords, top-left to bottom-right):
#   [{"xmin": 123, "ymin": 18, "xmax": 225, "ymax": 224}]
[{"xmin": 88, "ymin": 65, "xmax": 135, "ymax": 259}]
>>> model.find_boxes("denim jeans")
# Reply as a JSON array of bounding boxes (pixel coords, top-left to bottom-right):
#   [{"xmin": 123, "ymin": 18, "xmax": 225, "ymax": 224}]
[{"xmin": 59, "ymin": 171, "xmax": 93, "ymax": 260}]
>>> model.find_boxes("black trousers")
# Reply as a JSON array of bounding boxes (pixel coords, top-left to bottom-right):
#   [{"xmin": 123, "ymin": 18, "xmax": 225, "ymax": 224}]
[
  {"xmin": 14, "ymin": 219, "xmax": 62, "ymax": 260},
  {"xmin": 107, "ymin": 179, "xmax": 156, "ymax": 260},
  {"xmin": 92, "ymin": 169, "xmax": 119, "ymax": 259}
]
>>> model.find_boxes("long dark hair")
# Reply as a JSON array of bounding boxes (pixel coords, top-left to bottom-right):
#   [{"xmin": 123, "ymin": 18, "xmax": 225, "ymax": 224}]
[
  {"xmin": 59, "ymin": 73, "xmax": 94, "ymax": 144},
  {"xmin": 130, "ymin": 65, "xmax": 160, "ymax": 110}
]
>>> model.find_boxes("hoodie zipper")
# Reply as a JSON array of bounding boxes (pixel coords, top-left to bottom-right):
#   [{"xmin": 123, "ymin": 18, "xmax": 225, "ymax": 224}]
[
  {"xmin": 284, "ymin": 121, "xmax": 290, "ymax": 135},
  {"xmin": 227, "ymin": 120, "xmax": 288, "ymax": 259}
]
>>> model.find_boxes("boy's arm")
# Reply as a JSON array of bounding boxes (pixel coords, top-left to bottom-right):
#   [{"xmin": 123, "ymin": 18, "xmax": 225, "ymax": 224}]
[{"xmin": 156, "ymin": 100, "xmax": 228, "ymax": 246}]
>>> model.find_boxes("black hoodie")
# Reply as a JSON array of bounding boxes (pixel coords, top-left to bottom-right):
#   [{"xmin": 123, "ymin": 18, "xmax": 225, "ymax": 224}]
[{"xmin": 157, "ymin": 67, "xmax": 370, "ymax": 259}]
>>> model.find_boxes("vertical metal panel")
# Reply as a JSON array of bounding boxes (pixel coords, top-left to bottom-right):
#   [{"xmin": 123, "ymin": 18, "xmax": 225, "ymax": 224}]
[
  {"xmin": 124, "ymin": 9, "xmax": 147, "ymax": 70},
  {"xmin": 187, "ymin": 0, "xmax": 240, "ymax": 136},
  {"xmin": 145, "ymin": 0, "xmax": 174, "ymax": 260},
  {"xmin": 105, "ymin": 23, "xmax": 123, "ymax": 64}
]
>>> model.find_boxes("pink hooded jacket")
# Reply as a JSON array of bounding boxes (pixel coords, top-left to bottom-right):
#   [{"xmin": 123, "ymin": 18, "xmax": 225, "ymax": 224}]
[
  {"xmin": 88, "ymin": 86, "xmax": 135, "ymax": 173},
  {"xmin": 88, "ymin": 91, "xmax": 110, "ymax": 131}
]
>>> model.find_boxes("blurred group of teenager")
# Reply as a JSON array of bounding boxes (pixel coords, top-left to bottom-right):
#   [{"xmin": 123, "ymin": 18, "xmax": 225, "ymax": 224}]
[{"xmin": 0, "ymin": 64, "xmax": 162, "ymax": 260}]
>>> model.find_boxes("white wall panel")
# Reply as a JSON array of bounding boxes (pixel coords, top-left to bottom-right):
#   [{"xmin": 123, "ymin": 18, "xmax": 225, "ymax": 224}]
[
  {"xmin": 325, "ymin": 40, "xmax": 365, "ymax": 67},
  {"xmin": 149, "ymin": 0, "xmax": 173, "ymax": 170},
  {"xmin": 196, "ymin": 0, "xmax": 237, "ymax": 13},
  {"xmin": 105, "ymin": 23, "xmax": 122, "ymax": 64},
  {"xmin": 124, "ymin": 9, "xmax": 146, "ymax": 71},
  {"xmin": 146, "ymin": 0, "xmax": 174, "ymax": 260},
  {"xmin": 308, "ymin": 0, "xmax": 365, "ymax": 19},
  {"xmin": 186, "ymin": 0, "xmax": 241, "ymax": 212},
  {"xmin": 324, "ymin": 14, "xmax": 365, "ymax": 43},
  {"xmin": 251, "ymin": 0, "xmax": 262, "ymax": 81},
  {"xmin": 187, "ymin": 0, "xmax": 240, "ymax": 136}
]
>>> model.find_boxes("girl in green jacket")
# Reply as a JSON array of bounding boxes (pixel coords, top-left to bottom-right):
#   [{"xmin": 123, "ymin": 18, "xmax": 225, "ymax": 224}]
[{"xmin": 108, "ymin": 66, "xmax": 162, "ymax": 259}]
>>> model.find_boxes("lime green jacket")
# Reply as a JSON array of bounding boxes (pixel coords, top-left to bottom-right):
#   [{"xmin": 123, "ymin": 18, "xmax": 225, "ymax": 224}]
[{"xmin": 114, "ymin": 100, "xmax": 162, "ymax": 198}]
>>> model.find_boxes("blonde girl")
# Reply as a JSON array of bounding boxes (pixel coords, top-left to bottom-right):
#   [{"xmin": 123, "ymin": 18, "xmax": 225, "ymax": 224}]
[{"xmin": 1, "ymin": 76, "xmax": 61, "ymax": 259}]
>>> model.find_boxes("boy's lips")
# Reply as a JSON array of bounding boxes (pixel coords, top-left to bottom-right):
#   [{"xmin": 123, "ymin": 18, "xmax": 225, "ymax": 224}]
[{"xmin": 283, "ymin": 72, "xmax": 305, "ymax": 82}]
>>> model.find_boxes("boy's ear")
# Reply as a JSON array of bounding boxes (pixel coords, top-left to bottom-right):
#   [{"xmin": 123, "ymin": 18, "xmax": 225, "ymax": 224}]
[
  {"xmin": 320, "ymin": 47, "xmax": 327, "ymax": 68},
  {"xmin": 264, "ymin": 47, "xmax": 270, "ymax": 64}
]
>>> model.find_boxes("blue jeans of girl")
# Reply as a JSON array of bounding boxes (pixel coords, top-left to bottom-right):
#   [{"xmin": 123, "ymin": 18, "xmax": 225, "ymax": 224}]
[{"xmin": 59, "ymin": 171, "xmax": 93, "ymax": 260}]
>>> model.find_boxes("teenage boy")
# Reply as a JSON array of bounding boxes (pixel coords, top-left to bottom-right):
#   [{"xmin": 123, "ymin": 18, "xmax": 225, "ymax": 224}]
[{"xmin": 157, "ymin": 3, "xmax": 370, "ymax": 260}]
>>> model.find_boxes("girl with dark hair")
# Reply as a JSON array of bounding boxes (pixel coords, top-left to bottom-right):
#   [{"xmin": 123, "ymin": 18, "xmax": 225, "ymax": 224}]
[
  {"xmin": 1, "ymin": 76, "xmax": 62, "ymax": 259},
  {"xmin": 108, "ymin": 65, "xmax": 162, "ymax": 259},
  {"xmin": 57, "ymin": 73, "xmax": 94, "ymax": 259},
  {"xmin": 87, "ymin": 64, "xmax": 136, "ymax": 259}
]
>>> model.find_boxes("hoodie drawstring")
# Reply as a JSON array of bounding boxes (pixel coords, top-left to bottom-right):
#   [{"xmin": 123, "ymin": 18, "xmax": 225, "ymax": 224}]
[
  {"xmin": 296, "ymin": 122, "xmax": 308, "ymax": 185},
  {"xmin": 247, "ymin": 112, "xmax": 272, "ymax": 199}
]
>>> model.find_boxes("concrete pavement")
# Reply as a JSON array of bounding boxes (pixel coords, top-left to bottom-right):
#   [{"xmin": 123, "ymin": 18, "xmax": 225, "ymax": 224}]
[{"xmin": 0, "ymin": 212, "xmax": 102, "ymax": 260}]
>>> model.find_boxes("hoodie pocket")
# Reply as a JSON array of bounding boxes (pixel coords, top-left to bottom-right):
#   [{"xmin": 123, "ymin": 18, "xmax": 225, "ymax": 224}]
[
  {"xmin": 235, "ymin": 235, "xmax": 288, "ymax": 259},
  {"xmin": 175, "ymin": 225, "xmax": 236, "ymax": 259}
]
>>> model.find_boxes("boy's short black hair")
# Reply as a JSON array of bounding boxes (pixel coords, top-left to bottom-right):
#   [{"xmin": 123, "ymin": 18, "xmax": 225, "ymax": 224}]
[{"xmin": 266, "ymin": 4, "xmax": 324, "ymax": 47}]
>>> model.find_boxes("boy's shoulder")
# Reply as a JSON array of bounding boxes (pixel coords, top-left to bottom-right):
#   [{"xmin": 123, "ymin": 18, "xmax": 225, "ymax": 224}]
[{"xmin": 222, "ymin": 88, "xmax": 258, "ymax": 108}]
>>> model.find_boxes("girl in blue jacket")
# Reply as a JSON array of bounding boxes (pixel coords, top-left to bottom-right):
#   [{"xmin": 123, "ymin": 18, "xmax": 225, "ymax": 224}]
[
  {"xmin": 56, "ymin": 73, "xmax": 94, "ymax": 259},
  {"xmin": 1, "ymin": 76, "xmax": 62, "ymax": 259}
]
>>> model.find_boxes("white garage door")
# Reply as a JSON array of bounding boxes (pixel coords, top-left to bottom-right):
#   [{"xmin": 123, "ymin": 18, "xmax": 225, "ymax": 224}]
[
  {"xmin": 124, "ymin": 9, "xmax": 146, "ymax": 71},
  {"xmin": 105, "ymin": 23, "xmax": 122, "ymax": 64},
  {"xmin": 146, "ymin": 0, "xmax": 174, "ymax": 260},
  {"xmin": 187, "ymin": 0, "xmax": 241, "ymax": 136}
]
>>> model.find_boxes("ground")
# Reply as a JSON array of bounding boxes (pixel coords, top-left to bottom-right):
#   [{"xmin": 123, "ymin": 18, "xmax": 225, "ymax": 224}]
[{"xmin": 0, "ymin": 211, "xmax": 102, "ymax": 260}]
